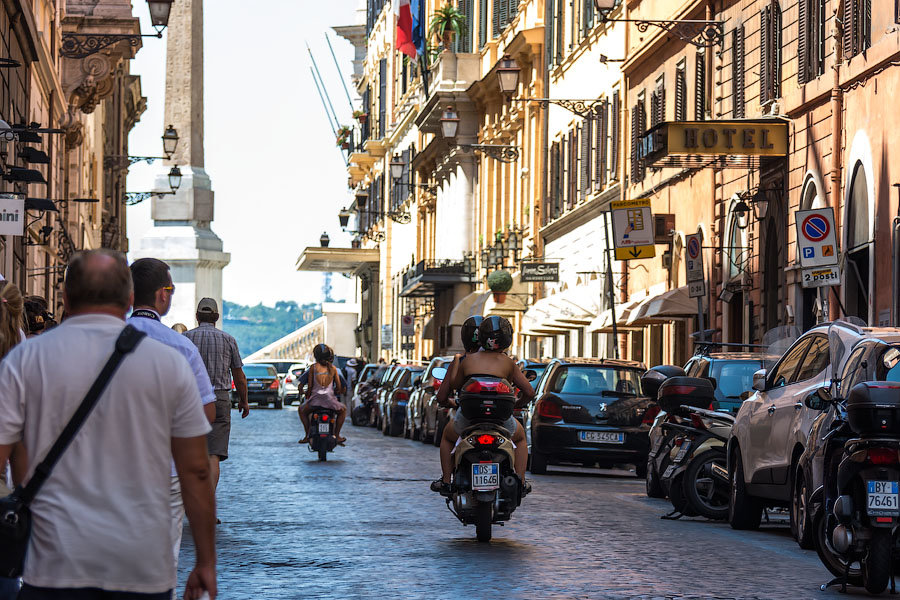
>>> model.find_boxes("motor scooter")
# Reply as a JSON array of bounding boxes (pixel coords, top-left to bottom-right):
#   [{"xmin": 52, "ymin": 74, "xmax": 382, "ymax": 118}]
[{"xmin": 308, "ymin": 408, "xmax": 339, "ymax": 461}]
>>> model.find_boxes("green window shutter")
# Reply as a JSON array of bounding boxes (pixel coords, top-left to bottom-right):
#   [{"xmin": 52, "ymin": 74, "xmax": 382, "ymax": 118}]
[
  {"xmin": 610, "ymin": 92, "xmax": 619, "ymax": 178},
  {"xmin": 694, "ymin": 50, "xmax": 706, "ymax": 120},
  {"xmin": 798, "ymin": 0, "xmax": 808, "ymax": 85}
]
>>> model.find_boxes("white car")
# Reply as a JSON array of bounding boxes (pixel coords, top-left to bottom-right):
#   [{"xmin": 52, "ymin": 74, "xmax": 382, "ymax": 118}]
[
  {"xmin": 727, "ymin": 322, "xmax": 860, "ymax": 533},
  {"xmin": 278, "ymin": 362, "xmax": 309, "ymax": 406}
]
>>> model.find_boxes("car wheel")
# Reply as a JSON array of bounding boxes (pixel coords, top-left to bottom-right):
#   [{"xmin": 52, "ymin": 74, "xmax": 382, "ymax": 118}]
[
  {"xmin": 381, "ymin": 413, "xmax": 389, "ymax": 435},
  {"xmin": 529, "ymin": 450, "xmax": 548, "ymax": 475},
  {"xmin": 403, "ymin": 416, "xmax": 411, "ymax": 439},
  {"xmin": 791, "ymin": 467, "xmax": 814, "ymax": 549},
  {"xmin": 645, "ymin": 460, "xmax": 664, "ymax": 498},
  {"xmin": 389, "ymin": 415, "xmax": 403, "ymax": 437},
  {"xmin": 728, "ymin": 449, "xmax": 762, "ymax": 530}
]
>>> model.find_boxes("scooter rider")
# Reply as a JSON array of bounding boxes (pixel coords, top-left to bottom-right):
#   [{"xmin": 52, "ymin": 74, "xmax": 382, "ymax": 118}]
[
  {"xmin": 298, "ymin": 343, "xmax": 348, "ymax": 445},
  {"xmin": 431, "ymin": 315, "xmax": 534, "ymax": 495}
]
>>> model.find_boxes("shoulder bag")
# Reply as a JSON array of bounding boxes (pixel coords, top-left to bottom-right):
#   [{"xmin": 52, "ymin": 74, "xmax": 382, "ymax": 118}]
[{"xmin": 0, "ymin": 325, "xmax": 145, "ymax": 577}]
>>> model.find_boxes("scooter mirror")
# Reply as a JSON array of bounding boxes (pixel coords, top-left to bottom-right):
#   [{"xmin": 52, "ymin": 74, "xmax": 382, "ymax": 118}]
[
  {"xmin": 523, "ymin": 369, "xmax": 538, "ymax": 382},
  {"xmin": 805, "ymin": 387, "xmax": 831, "ymax": 410}
]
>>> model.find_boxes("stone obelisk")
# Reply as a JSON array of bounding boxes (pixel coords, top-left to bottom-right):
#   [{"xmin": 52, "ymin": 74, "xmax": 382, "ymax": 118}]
[{"xmin": 134, "ymin": 0, "xmax": 230, "ymax": 327}]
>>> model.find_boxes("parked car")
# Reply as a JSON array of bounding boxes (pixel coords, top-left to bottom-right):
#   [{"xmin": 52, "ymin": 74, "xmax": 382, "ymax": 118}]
[
  {"xmin": 728, "ymin": 322, "xmax": 861, "ymax": 532},
  {"xmin": 379, "ymin": 365, "xmax": 425, "ymax": 437},
  {"xmin": 683, "ymin": 352, "xmax": 776, "ymax": 413},
  {"xmin": 796, "ymin": 325, "xmax": 900, "ymax": 549},
  {"xmin": 374, "ymin": 365, "xmax": 403, "ymax": 429},
  {"xmin": 526, "ymin": 358, "xmax": 652, "ymax": 475},
  {"xmin": 516, "ymin": 360, "xmax": 548, "ymax": 424},
  {"xmin": 235, "ymin": 363, "xmax": 280, "ymax": 408},
  {"xmin": 278, "ymin": 362, "xmax": 309, "ymax": 406},
  {"xmin": 410, "ymin": 355, "xmax": 455, "ymax": 442}
]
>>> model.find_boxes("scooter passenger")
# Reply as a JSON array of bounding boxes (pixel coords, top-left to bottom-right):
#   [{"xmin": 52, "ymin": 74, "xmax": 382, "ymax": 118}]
[
  {"xmin": 298, "ymin": 343, "xmax": 348, "ymax": 445},
  {"xmin": 431, "ymin": 315, "xmax": 534, "ymax": 496}
]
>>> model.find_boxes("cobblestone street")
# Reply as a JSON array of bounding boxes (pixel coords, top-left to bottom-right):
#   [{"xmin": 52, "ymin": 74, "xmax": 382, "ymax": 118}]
[{"xmin": 177, "ymin": 408, "xmax": 870, "ymax": 599}]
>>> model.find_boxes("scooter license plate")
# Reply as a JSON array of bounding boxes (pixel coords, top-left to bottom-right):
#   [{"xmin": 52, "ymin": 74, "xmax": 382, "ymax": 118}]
[
  {"xmin": 472, "ymin": 463, "xmax": 499, "ymax": 491},
  {"xmin": 866, "ymin": 481, "xmax": 900, "ymax": 516},
  {"xmin": 317, "ymin": 423, "xmax": 330, "ymax": 434},
  {"xmin": 662, "ymin": 465, "xmax": 676, "ymax": 479},
  {"xmin": 674, "ymin": 441, "xmax": 692, "ymax": 464}
]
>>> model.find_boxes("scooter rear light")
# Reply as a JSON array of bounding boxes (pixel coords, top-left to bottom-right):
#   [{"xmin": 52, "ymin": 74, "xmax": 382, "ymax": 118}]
[
  {"xmin": 321, "ymin": 414, "xmax": 329, "ymax": 422},
  {"xmin": 876, "ymin": 517, "xmax": 894, "ymax": 523},
  {"xmin": 477, "ymin": 434, "xmax": 496, "ymax": 445},
  {"xmin": 642, "ymin": 404, "xmax": 661, "ymax": 425},
  {"xmin": 396, "ymin": 390, "xmax": 409, "ymax": 401},
  {"xmin": 674, "ymin": 437, "xmax": 684, "ymax": 446},
  {"xmin": 462, "ymin": 380, "xmax": 513, "ymax": 394},
  {"xmin": 661, "ymin": 385, "xmax": 697, "ymax": 395},
  {"xmin": 867, "ymin": 448, "xmax": 899, "ymax": 465},
  {"xmin": 537, "ymin": 400, "xmax": 562, "ymax": 420}
]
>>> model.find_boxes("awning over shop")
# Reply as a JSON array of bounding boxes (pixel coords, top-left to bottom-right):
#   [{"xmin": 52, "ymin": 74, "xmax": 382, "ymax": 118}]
[
  {"xmin": 448, "ymin": 291, "xmax": 489, "ymax": 326},
  {"xmin": 295, "ymin": 247, "xmax": 379, "ymax": 274},
  {"xmin": 588, "ymin": 299, "xmax": 643, "ymax": 333},
  {"xmin": 483, "ymin": 292, "xmax": 528, "ymax": 316},
  {"xmin": 626, "ymin": 286, "xmax": 697, "ymax": 325},
  {"xmin": 521, "ymin": 288, "xmax": 598, "ymax": 335}
]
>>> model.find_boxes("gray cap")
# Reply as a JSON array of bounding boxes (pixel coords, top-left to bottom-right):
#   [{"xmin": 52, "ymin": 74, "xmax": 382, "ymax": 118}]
[{"xmin": 197, "ymin": 297, "xmax": 218, "ymax": 314}]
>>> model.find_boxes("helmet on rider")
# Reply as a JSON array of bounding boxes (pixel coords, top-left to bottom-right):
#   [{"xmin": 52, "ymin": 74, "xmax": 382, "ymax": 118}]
[
  {"xmin": 478, "ymin": 315, "xmax": 513, "ymax": 351},
  {"xmin": 313, "ymin": 343, "xmax": 334, "ymax": 364},
  {"xmin": 460, "ymin": 315, "xmax": 484, "ymax": 352}
]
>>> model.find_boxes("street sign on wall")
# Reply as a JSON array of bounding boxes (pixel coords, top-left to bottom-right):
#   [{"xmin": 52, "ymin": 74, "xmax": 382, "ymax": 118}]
[
  {"xmin": 688, "ymin": 280, "xmax": 706, "ymax": 298},
  {"xmin": 0, "ymin": 195, "xmax": 24, "ymax": 236},
  {"xmin": 610, "ymin": 199, "xmax": 656, "ymax": 260},
  {"xmin": 380, "ymin": 324, "xmax": 393, "ymax": 348},
  {"xmin": 684, "ymin": 233, "xmax": 703, "ymax": 283},
  {"xmin": 521, "ymin": 262, "xmax": 559, "ymax": 282},
  {"xmin": 795, "ymin": 207, "xmax": 839, "ymax": 288},
  {"xmin": 400, "ymin": 315, "xmax": 415, "ymax": 337}
]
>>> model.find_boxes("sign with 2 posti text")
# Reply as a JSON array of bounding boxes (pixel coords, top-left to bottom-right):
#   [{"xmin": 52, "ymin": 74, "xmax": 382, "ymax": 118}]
[{"xmin": 795, "ymin": 208, "xmax": 840, "ymax": 288}]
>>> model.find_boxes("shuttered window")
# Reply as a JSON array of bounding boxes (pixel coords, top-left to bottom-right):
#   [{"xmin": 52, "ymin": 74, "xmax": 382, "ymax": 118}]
[
  {"xmin": 457, "ymin": 0, "xmax": 474, "ymax": 52},
  {"xmin": 610, "ymin": 91, "xmax": 620, "ymax": 179},
  {"xmin": 733, "ymin": 27, "xmax": 745, "ymax": 118},
  {"xmin": 581, "ymin": 0, "xmax": 595, "ymax": 40},
  {"xmin": 361, "ymin": 87, "xmax": 371, "ymax": 143},
  {"xmin": 844, "ymin": 0, "xmax": 871, "ymax": 58},
  {"xmin": 595, "ymin": 98, "xmax": 608, "ymax": 190},
  {"xmin": 760, "ymin": 4, "xmax": 781, "ymax": 104},
  {"xmin": 378, "ymin": 58, "xmax": 387, "ymax": 138},
  {"xmin": 479, "ymin": 0, "xmax": 489, "ymax": 48},
  {"xmin": 554, "ymin": 0, "xmax": 565, "ymax": 65},
  {"xmin": 492, "ymin": 0, "xmax": 517, "ymax": 37},
  {"xmin": 567, "ymin": 129, "xmax": 577, "ymax": 207},
  {"xmin": 675, "ymin": 62, "xmax": 687, "ymax": 122},
  {"xmin": 630, "ymin": 97, "xmax": 646, "ymax": 184},
  {"xmin": 580, "ymin": 118, "xmax": 591, "ymax": 201},
  {"xmin": 694, "ymin": 49, "xmax": 706, "ymax": 120},
  {"xmin": 548, "ymin": 141, "xmax": 560, "ymax": 223},
  {"xmin": 798, "ymin": 0, "xmax": 827, "ymax": 85},
  {"xmin": 650, "ymin": 76, "xmax": 665, "ymax": 127}
]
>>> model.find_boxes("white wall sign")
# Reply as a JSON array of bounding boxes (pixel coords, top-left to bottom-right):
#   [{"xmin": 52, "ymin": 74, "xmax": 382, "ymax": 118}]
[
  {"xmin": 400, "ymin": 315, "xmax": 415, "ymax": 337},
  {"xmin": 0, "ymin": 196, "xmax": 24, "ymax": 236},
  {"xmin": 801, "ymin": 265, "xmax": 841, "ymax": 288},
  {"xmin": 688, "ymin": 280, "xmax": 706, "ymax": 298},
  {"xmin": 795, "ymin": 208, "xmax": 838, "ymax": 268},
  {"xmin": 380, "ymin": 324, "xmax": 393, "ymax": 348}
]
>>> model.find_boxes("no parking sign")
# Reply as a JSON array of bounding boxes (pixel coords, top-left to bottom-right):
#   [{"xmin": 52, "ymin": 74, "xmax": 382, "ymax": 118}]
[{"xmin": 795, "ymin": 208, "xmax": 840, "ymax": 288}]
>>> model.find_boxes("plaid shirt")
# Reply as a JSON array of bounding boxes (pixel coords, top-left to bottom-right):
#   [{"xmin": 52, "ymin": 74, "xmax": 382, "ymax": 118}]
[{"xmin": 184, "ymin": 323, "xmax": 243, "ymax": 391}]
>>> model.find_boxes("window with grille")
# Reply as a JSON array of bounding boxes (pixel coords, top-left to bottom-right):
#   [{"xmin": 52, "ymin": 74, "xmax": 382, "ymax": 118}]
[
  {"xmin": 798, "ymin": 0, "xmax": 827, "ymax": 84},
  {"xmin": 843, "ymin": 0, "xmax": 871, "ymax": 58},
  {"xmin": 675, "ymin": 61, "xmax": 687, "ymax": 122},
  {"xmin": 732, "ymin": 27, "xmax": 745, "ymax": 118},
  {"xmin": 630, "ymin": 96, "xmax": 646, "ymax": 184},
  {"xmin": 694, "ymin": 49, "xmax": 706, "ymax": 120},
  {"xmin": 759, "ymin": 4, "xmax": 782, "ymax": 104}
]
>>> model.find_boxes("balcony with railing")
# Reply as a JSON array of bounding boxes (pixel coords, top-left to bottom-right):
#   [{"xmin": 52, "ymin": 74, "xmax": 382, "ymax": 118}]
[{"xmin": 400, "ymin": 258, "xmax": 476, "ymax": 297}]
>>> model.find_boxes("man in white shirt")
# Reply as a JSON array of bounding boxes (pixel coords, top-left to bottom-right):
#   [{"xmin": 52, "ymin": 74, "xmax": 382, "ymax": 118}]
[
  {"xmin": 127, "ymin": 257, "xmax": 216, "ymax": 567},
  {"xmin": 0, "ymin": 250, "xmax": 216, "ymax": 599}
]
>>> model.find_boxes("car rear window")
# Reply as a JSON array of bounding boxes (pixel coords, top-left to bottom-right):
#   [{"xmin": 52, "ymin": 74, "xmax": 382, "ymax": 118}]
[
  {"xmin": 267, "ymin": 361, "xmax": 296, "ymax": 374},
  {"xmin": 244, "ymin": 364, "xmax": 276, "ymax": 377},
  {"xmin": 711, "ymin": 360, "xmax": 763, "ymax": 399},
  {"xmin": 548, "ymin": 366, "xmax": 642, "ymax": 395}
]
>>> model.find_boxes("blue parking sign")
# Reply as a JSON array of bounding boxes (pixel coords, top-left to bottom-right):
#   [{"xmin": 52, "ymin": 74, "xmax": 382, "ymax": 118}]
[{"xmin": 802, "ymin": 247, "xmax": 815, "ymax": 259}]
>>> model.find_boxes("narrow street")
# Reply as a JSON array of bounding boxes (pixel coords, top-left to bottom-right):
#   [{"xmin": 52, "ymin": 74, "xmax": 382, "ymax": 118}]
[{"xmin": 178, "ymin": 408, "xmax": 867, "ymax": 599}]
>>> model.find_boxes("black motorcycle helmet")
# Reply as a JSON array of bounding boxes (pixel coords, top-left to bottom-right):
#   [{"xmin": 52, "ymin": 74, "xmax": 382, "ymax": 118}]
[
  {"xmin": 313, "ymin": 343, "xmax": 334, "ymax": 364},
  {"xmin": 478, "ymin": 315, "xmax": 513, "ymax": 351},
  {"xmin": 461, "ymin": 315, "xmax": 484, "ymax": 352}
]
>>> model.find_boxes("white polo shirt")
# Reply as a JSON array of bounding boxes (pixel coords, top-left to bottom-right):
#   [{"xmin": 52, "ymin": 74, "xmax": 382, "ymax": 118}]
[{"xmin": 0, "ymin": 314, "xmax": 211, "ymax": 593}]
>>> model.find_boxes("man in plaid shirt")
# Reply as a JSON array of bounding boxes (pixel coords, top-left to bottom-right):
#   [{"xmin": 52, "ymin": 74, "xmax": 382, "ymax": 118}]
[{"xmin": 185, "ymin": 298, "xmax": 249, "ymax": 499}]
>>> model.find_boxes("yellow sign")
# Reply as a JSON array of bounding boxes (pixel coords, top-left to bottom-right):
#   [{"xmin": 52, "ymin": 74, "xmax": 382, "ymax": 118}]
[
  {"xmin": 615, "ymin": 245, "xmax": 656, "ymax": 261},
  {"xmin": 665, "ymin": 121, "xmax": 788, "ymax": 156}
]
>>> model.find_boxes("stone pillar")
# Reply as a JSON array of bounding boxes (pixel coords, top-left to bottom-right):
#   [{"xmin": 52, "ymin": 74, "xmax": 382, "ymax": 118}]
[{"xmin": 134, "ymin": 0, "xmax": 230, "ymax": 327}]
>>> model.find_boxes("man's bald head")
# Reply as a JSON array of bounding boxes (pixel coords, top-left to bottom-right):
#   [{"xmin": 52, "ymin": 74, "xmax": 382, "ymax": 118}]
[{"xmin": 64, "ymin": 250, "xmax": 133, "ymax": 315}]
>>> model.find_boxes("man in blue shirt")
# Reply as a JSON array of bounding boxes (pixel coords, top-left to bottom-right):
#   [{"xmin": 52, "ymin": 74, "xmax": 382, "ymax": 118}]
[{"xmin": 127, "ymin": 258, "xmax": 216, "ymax": 567}]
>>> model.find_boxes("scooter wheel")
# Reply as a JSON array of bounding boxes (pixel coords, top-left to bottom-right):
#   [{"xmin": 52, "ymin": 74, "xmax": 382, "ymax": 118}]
[
  {"xmin": 318, "ymin": 446, "xmax": 328, "ymax": 462},
  {"xmin": 475, "ymin": 501, "xmax": 492, "ymax": 542},
  {"xmin": 813, "ymin": 510, "xmax": 862, "ymax": 585},
  {"xmin": 863, "ymin": 529, "xmax": 892, "ymax": 594}
]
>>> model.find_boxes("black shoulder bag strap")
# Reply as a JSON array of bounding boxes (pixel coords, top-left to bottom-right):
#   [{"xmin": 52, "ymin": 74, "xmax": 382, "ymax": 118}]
[{"xmin": 15, "ymin": 325, "xmax": 146, "ymax": 506}]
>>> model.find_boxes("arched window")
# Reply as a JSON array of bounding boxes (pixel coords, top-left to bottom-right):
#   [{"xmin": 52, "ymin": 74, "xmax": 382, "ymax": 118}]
[
  {"xmin": 846, "ymin": 162, "xmax": 869, "ymax": 252},
  {"xmin": 845, "ymin": 161, "xmax": 870, "ymax": 323}
]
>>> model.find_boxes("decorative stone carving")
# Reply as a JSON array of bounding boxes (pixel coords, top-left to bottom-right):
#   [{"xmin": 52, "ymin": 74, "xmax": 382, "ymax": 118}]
[{"xmin": 65, "ymin": 54, "xmax": 114, "ymax": 114}]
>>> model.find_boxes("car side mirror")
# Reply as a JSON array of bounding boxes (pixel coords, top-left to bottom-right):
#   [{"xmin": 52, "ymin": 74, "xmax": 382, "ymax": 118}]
[
  {"xmin": 524, "ymin": 369, "xmax": 538, "ymax": 382},
  {"xmin": 752, "ymin": 369, "xmax": 768, "ymax": 392},
  {"xmin": 706, "ymin": 377, "xmax": 717, "ymax": 390},
  {"xmin": 805, "ymin": 387, "xmax": 833, "ymax": 411}
]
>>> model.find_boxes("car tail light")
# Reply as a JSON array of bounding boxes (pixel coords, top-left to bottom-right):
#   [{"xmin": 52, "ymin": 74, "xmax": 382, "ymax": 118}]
[
  {"xmin": 476, "ymin": 434, "xmax": 496, "ymax": 445},
  {"xmin": 231, "ymin": 380, "xmax": 235, "ymax": 390},
  {"xmin": 661, "ymin": 385, "xmax": 698, "ymax": 395},
  {"xmin": 432, "ymin": 378, "xmax": 442, "ymax": 391},
  {"xmin": 642, "ymin": 404, "xmax": 661, "ymax": 425},
  {"xmin": 462, "ymin": 380, "xmax": 512, "ymax": 394},
  {"xmin": 868, "ymin": 448, "xmax": 899, "ymax": 465},
  {"xmin": 268, "ymin": 380, "xmax": 279, "ymax": 390},
  {"xmin": 285, "ymin": 376, "xmax": 293, "ymax": 384},
  {"xmin": 396, "ymin": 390, "xmax": 409, "ymax": 401},
  {"xmin": 690, "ymin": 414, "xmax": 708, "ymax": 431},
  {"xmin": 537, "ymin": 400, "xmax": 562, "ymax": 420}
]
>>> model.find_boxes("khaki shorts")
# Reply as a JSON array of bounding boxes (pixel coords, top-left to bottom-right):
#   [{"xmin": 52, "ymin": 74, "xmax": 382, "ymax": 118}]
[{"xmin": 207, "ymin": 391, "xmax": 232, "ymax": 460}]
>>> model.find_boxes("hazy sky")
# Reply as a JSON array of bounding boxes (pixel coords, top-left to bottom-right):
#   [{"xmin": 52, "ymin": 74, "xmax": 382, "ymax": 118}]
[{"xmin": 126, "ymin": 0, "xmax": 360, "ymax": 307}]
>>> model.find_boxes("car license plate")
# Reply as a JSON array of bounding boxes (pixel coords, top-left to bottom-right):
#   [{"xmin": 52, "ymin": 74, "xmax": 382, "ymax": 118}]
[
  {"xmin": 662, "ymin": 465, "xmax": 676, "ymax": 479},
  {"xmin": 674, "ymin": 441, "xmax": 692, "ymax": 464},
  {"xmin": 578, "ymin": 431, "xmax": 624, "ymax": 444},
  {"xmin": 867, "ymin": 481, "xmax": 900, "ymax": 516},
  {"xmin": 317, "ymin": 423, "xmax": 330, "ymax": 434},
  {"xmin": 472, "ymin": 463, "xmax": 499, "ymax": 491}
]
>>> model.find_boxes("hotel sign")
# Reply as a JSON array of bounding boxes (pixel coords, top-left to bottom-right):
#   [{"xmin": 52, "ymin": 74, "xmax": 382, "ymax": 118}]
[{"xmin": 640, "ymin": 120, "xmax": 789, "ymax": 163}]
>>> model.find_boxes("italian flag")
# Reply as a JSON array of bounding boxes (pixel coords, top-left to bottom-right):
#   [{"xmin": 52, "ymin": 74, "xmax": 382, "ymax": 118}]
[{"xmin": 395, "ymin": 0, "xmax": 417, "ymax": 59}]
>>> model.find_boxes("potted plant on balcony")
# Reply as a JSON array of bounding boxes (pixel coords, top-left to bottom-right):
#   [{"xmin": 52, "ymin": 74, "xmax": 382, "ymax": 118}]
[
  {"xmin": 353, "ymin": 110, "xmax": 368, "ymax": 124},
  {"xmin": 429, "ymin": 3, "xmax": 465, "ymax": 50},
  {"xmin": 487, "ymin": 269, "xmax": 513, "ymax": 304},
  {"xmin": 336, "ymin": 125, "xmax": 352, "ymax": 149}
]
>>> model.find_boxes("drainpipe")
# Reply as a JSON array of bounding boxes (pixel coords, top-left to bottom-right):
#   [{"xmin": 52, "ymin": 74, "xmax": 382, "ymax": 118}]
[
  {"xmin": 892, "ymin": 184, "xmax": 900, "ymax": 325},
  {"xmin": 829, "ymin": 1, "xmax": 845, "ymax": 320}
]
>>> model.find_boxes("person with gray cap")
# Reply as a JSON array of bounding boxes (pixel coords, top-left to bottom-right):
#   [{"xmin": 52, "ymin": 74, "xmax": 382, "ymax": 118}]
[{"xmin": 184, "ymin": 298, "xmax": 249, "ymax": 502}]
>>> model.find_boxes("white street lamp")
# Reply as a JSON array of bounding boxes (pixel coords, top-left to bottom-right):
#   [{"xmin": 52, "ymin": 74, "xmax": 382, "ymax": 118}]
[
  {"xmin": 497, "ymin": 56, "xmax": 520, "ymax": 95},
  {"xmin": 440, "ymin": 107, "xmax": 459, "ymax": 139}
]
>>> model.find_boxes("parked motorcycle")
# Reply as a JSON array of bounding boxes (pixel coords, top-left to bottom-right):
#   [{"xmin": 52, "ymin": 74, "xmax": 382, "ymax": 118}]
[
  {"xmin": 351, "ymin": 381, "xmax": 379, "ymax": 427},
  {"xmin": 432, "ymin": 366, "xmax": 526, "ymax": 542},
  {"xmin": 809, "ymin": 380, "xmax": 900, "ymax": 594},
  {"xmin": 641, "ymin": 366, "xmax": 685, "ymax": 498},
  {"xmin": 308, "ymin": 408, "xmax": 339, "ymax": 461}
]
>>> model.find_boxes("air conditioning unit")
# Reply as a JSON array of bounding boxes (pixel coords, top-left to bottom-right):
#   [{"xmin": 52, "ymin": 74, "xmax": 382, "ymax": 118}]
[{"xmin": 654, "ymin": 214, "xmax": 675, "ymax": 243}]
